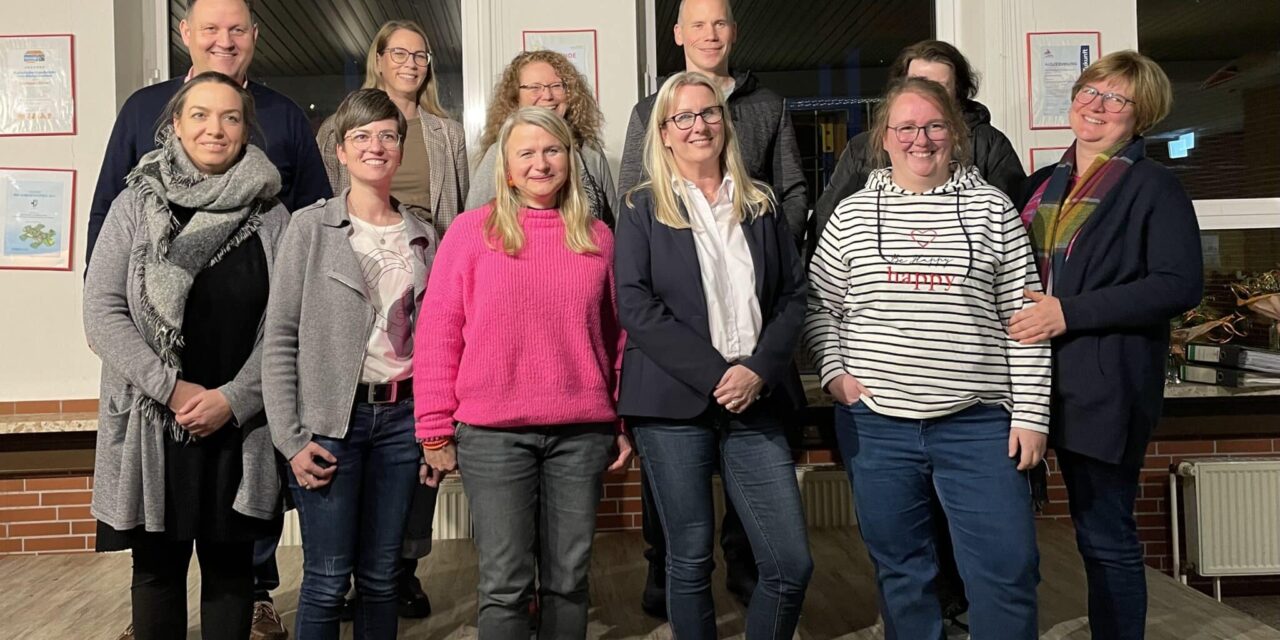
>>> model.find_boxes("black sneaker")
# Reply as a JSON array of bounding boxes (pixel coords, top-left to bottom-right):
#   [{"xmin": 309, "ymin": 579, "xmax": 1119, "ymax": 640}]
[
  {"xmin": 398, "ymin": 576, "xmax": 432, "ymax": 619},
  {"xmin": 339, "ymin": 595, "xmax": 357, "ymax": 622}
]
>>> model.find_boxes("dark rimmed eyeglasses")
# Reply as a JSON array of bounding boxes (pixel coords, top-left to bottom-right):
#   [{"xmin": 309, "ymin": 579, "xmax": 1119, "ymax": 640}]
[
  {"xmin": 381, "ymin": 47, "xmax": 431, "ymax": 67},
  {"xmin": 1074, "ymin": 86, "xmax": 1136, "ymax": 112},
  {"xmin": 886, "ymin": 122, "xmax": 950, "ymax": 144},
  {"xmin": 664, "ymin": 106, "xmax": 724, "ymax": 130}
]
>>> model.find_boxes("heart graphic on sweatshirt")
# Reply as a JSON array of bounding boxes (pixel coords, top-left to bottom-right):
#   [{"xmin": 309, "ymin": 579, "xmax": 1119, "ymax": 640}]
[{"xmin": 910, "ymin": 229, "xmax": 937, "ymax": 248}]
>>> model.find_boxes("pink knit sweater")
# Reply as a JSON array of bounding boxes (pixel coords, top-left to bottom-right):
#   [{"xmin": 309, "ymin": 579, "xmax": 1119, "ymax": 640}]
[{"xmin": 413, "ymin": 205, "xmax": 624, "ymax": 440}]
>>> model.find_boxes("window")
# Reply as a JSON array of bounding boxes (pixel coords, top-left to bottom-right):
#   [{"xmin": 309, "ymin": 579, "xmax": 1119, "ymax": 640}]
[
  {"xmin": 1139, "ymin": 0, "xmax": 1280, "ymax": 200},
  {"xmin": 168, "ymin": 0, "xmax": 463, "ymax": 132}
]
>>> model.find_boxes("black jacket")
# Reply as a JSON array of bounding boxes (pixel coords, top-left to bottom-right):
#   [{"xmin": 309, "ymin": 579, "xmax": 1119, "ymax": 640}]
[
  {"xmin": 617, "ymin": 71, "xmax": 808, "ymax": 250},
  {"xmin": 1015, "ymin": 145, "xmax": 1203, "ymax": 466},
  {"xmin": 614, "ymin": 187, "xmax": 807, "ymax": 420},
  {"xmin": 811, "ymin": 99, "xmax": 1025, "ymax": 260}
]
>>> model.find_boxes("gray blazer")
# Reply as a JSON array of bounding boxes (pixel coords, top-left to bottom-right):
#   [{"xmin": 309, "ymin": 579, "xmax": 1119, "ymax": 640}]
[
  {"xmin": 263, "ymin": 191, "xmax": 437, "ymax": 461},
  {"xmin": 84, "ymin": 188, "xmax": 290, "ymax": 532},
  {"xmin": 316, "ymin": 107, "xmax": 468, "ymax": 239}
]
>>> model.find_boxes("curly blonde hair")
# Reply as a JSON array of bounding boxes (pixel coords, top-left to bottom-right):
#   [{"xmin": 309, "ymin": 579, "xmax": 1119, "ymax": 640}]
[{"xmin": 477, "ymin": 50, "xmax": 603, "ymax": 154}]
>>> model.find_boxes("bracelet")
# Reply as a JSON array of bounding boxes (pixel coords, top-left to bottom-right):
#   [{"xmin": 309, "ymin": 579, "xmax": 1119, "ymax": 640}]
[{"xmin": 421, "ymin": 437, "xmax": 453, "ymax": 451}]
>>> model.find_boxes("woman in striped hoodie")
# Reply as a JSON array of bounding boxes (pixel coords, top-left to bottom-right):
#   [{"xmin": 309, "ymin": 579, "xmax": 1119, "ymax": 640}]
[{"xmin": 804, "ymin": 77, "xmax": 1051, "ymax": 639}]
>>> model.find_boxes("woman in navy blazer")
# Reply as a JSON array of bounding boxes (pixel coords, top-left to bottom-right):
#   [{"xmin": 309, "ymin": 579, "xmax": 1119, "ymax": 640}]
[
  {"xmin": 1010, "ymin": 51, "xmax": 1203, "ymax": 639},
  {"xmin": 614, "ymin": 72, "xmax": 812, "ymax": 640}
]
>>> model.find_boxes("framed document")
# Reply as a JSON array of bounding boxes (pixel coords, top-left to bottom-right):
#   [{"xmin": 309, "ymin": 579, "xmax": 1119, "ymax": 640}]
[
  {"xmin": 1026, "ymin": 31, "xmax": 1100, "ymax": 130},
  {"xmin": 522, "ymin": 29, "xmax": 599, "ymax": 100},
  {"xmin": 1029, "ymin": 146, "xmax": 1069, "ymax": 174},
  {"xmin": 0, "ymin": 34, "xmax": 76, "ymax": 136},
  {"xmin": 0, "ymin": 167, "xmax": 76, "ymax": 271}
]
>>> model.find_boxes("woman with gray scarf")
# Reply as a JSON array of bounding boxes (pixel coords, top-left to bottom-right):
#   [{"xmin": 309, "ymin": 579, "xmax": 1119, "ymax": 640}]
[{"xmin": 84, "ymin": 71, "xmax": 290, "ymax": 640}]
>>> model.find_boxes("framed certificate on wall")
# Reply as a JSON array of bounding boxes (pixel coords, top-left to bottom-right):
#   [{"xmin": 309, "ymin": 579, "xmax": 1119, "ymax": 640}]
[
  {"xmin": 1026, "ymin": 31, "xmax": 1101, "ymax": 130},
  {"xmin": 0, "ymin": 167, "xmax": 76, "ymax": 271},
  {"xmin": 522, "ymin": 29, "xmax": 600, "ymax": 100},
  {"xmin": 0, "ymin": 34, "xmax": 76, "ymax": 136}
]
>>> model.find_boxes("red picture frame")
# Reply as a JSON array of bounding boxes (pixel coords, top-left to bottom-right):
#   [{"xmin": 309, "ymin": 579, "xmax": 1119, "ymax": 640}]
[
  {"xmin": 1028, "ymin": 146, "xmax": 1070, "ymax": 174},
  {"xmin": 0, "ymin": 167, "xmax": 77, "ymax": 272},
  {"xmin": 0, "ymin": 34, "xmax": 77, "ymax": 137},
  {"xmin": 521, "ymin": 29, "xmax": 600, "ymax": 100}
]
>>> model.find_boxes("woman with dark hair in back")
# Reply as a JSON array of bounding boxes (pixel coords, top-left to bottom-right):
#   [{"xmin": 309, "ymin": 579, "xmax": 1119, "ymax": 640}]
[
  {"xmin": 264, "ymin": 88, "xmax": 438, "ymax": 639},
  {"xmin": 86, "ymin": 70, "xmax": 290, "ymax": 640}
]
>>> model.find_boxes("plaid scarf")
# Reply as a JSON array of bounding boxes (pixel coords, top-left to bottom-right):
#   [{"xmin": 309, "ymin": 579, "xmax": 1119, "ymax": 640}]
[{"xmin": 1029, "ymin": 137, "xmax": 1144, "ymax": 288}]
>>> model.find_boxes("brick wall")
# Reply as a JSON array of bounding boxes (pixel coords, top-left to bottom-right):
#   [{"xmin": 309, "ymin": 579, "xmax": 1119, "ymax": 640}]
[
  {"xmin": 0, "ymin": 477, "xmax": 97, "ymax": 554},
  {"xmin": 1037, "ymin": 438, "xmax": 1280, "ymax": 573}
]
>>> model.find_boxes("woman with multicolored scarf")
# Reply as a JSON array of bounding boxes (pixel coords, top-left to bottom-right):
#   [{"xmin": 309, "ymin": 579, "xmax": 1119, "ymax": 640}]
[
  {"xmin": 1010, "ymin": 50, "xmax": 1203, "ymax": 639},
  {"xmin": 84, "ymin": 71, "xmax": 289, "ymax": 640}
]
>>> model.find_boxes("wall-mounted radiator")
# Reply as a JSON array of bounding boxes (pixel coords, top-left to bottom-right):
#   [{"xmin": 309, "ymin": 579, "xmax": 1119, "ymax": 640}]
[{"xmin": 1170, "ymin": 457, "xmax": 1280, "ymax": 600}]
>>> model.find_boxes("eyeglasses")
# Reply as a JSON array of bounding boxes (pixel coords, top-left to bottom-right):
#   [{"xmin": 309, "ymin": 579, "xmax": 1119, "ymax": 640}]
[
  {"xmin": 344, "ymin": 130, "xmax": 402, "ymax": 150},
  {"xmin": 665, "ymin": 106, "xmax": 724, "ymax": 130},
  {"xmin": 518, "ymin": 82, "xmax": 567, "ymax": 96},
  {"xmin": 886, "ymin": 122, "xmax": 950, "ymax": 144},
  {"xmin": 381, "ymin": 47, "xmax": 431, "ymax": 67},
  {"xmin": 1074, "ymin": 86, "xmax": 1136, "ymax": 113}
]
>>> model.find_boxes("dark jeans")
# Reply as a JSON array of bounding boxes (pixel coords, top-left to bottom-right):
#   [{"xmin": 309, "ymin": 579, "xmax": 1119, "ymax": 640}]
[
  {"xmin": 837, "ymin": 402, "xmax": 1039, "ymax": 640},
  {"xmin": 289, "ymin": 398, "xmax": 419, "ymax": 640},
  {"xmin": 640, "ymin": 465, "xmax": 758, "ymax": 593},
  {"xmin": 633, "ymin": 407, "xmax": 813, "ymax": 640},
  {"xmin": 252, "ymin": 524, "xmax": 282, "ymax": 603},
  {"xmin": 456, "ymin": 422, "xmax": 614, "ymax": 640},
  {"xmin": 131, "ymin": 537, "xmax": 253, "ymax": 640},
  {"xmin": 1057, "ymin": 448, "xmax": 1147, "ymax": 640}
]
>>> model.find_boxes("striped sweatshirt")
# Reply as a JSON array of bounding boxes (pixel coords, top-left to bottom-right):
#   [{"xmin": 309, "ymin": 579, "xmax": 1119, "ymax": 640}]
[{"xmin": 803, "ymin": 167, "xmax": 1051, "ymax": 433}]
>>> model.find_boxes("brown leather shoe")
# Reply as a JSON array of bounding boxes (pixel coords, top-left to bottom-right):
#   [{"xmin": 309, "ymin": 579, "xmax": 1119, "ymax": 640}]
[
  {"xmin": 250, "ymin": 601, "xmax": 289, "ymax": 640},
  {"xmin": 115, "ymin": 624, "xmax": 135, "ymax": 640}
]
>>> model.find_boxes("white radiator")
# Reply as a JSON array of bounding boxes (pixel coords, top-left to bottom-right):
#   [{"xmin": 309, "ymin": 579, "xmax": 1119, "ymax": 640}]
[
  {"xmin": 1171, "ymin": 457, "xmax": 1280, "ymax": 599},
  {"xmin": 280, "ymin": 477, "xmax": 470, "ymax": 546}
]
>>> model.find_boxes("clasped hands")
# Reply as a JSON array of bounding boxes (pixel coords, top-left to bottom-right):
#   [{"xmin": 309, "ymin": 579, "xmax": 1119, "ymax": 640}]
[
  {"xmin": 714, "ymin": 364, "xmax": 764, "ymax": 414},
  {"xmin": 167, "ymin": 379, "xmax": 233, "ymax": 438}
]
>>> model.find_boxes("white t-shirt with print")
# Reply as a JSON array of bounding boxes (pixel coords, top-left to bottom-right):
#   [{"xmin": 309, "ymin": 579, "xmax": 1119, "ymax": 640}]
[{"xmin": 348, "ymin": 214, "xmax": 415, "ymax": 384}]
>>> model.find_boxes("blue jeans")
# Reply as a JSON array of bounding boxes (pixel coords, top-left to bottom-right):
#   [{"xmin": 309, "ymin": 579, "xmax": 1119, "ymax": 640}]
[
  {"xmin": 1056, "ymin": 448, "xmax": 1146, "ymax": 640},
  {"xmin": 456, "ymin": 422, "xmax": 614, "ymax": 640},
  {"xmin": 836, "ymin": 402, "xmax": 1039, "ymax": 640},
  {"xmin": 633, "ymin": 407, "xmax": 813, "ymax": 640},
  {"xmin": 289, "ymin": 398, "xmax": 420, "ymax": 640}
]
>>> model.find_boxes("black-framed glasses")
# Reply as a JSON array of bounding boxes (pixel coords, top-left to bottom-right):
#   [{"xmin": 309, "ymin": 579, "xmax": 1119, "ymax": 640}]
[
  {"xmin": 887, "ymin": 122, "xmax": 950, "ymax": 144},
  {"xmin": 1074, "ymin": 86, "xmax": 1136, "ymax": 112},
  {"xmin": 518, "ymin": 82, "xmax": 567, "ymax": 95},
  {"xmin": 665, "ymin": 106, "xmax": 724, "ymax": 130},
  {"xmin": 344, "ymin": 130, "xmax": 402, "ymax": 150},
  {"xmin": 381, "ymin": 47, "xmax": 431, "ymax": 67}
]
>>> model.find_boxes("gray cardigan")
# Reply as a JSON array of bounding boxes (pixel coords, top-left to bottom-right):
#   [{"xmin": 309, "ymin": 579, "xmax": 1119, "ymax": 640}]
[
  {"xmin": 465, "ymin": 142, "xmax": 618, "ymax": 222},
  {"xmin": 84, "ymin": 188, "xmax": 290, "ymax": 532},
  {"xmin": 263, "ymin": 191, "xmax": 437, "ymax": 461}
]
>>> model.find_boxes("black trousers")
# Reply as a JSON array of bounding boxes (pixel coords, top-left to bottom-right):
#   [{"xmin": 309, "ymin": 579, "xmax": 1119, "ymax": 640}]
[
  {"xmin": 640, "ymin": 465, "xmax": 759, "ymax": 590},
  {"xmin": 131, "ymin": 537, "xmax": 254, "ymax": 640}
]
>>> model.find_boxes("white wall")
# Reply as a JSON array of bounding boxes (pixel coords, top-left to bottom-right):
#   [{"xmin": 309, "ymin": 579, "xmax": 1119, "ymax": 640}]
[
  {"xmin": 460, "ymin": 0, "xmax": 641, "ymax": 175},
  {"xmin": 942, "ymin": 0, "xmax": 1139, "ymax": 172},
  {"xmin": 0, "ymin": 0, "xmax": 118, "ymax": 401}
]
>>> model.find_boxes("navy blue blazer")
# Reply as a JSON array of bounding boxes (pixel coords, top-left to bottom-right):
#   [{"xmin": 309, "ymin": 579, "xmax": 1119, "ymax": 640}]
[
  {"xmin": 615, "ymin": 185, "xmax": 807, "ymax": 421},
  {"xmin": 1017, "ymin": 146, "xmax": 1203, "ymax": 466},
  {"xmin": 86, "ymin": 77, "xmax": 333, "ymax": 265}
]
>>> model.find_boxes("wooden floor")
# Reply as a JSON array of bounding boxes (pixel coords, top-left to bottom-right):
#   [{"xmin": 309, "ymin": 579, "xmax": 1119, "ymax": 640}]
[{"xmin": 2, "ymin": 521, "xmax": 1276, "ymax": 639}]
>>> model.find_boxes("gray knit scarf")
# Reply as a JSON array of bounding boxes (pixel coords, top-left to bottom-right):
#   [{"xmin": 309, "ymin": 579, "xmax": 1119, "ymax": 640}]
[{"xmin": 125, "ymin": 131, "xmax": 281, "ymax": 443}]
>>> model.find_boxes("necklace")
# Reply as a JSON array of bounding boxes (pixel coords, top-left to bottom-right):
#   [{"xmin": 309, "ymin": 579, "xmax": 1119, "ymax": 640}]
[{"xmin": 350, "ymin": 203, "xmax": 397, "ymax": 245}]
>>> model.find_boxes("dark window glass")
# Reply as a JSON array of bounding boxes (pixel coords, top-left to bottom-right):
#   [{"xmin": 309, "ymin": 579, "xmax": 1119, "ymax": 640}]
[
  {"xmin": 655, "ymin": 0, "xmax": 935, "ymax": 206},
  {"xmin": 1197, "ymin": 228, "xmax": 1280, "ymax": 349},
  {"xmin": 1139, "ymin": 0, "xmax": 1280, "ymax": 199},
  {"xmin": 168, "ymin": 0, "xmax": 463, "ymax": 133}
]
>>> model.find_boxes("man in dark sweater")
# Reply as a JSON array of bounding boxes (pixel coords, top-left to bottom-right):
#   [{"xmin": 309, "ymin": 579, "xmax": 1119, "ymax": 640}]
[
  {"xmin": 617, "ymin": 0, "xmax": 807, "ymax": 619},
  {"xmin": 92, "ymin": 2, "xmax": 328, "ymax": 639},
  {"xmin": 85, "ymin": 0, "xmax": 330, "ymax": 266},
  {"xmin": 616, "ymin": 0, "xmax": 807, "ymax": 250}
]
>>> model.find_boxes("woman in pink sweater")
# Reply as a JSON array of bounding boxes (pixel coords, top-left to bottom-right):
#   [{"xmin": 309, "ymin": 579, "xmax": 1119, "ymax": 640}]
[{"xmin": 412, "ymin": 106, "xmax": 630, "ymax": 638}]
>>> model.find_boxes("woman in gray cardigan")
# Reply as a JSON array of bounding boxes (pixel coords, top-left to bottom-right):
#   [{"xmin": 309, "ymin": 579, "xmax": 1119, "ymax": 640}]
[
  {"xmin": 263, "ymin": 89, "xmax": 437, "ymax": 639},
  {"xmin": 84, "ymin": 71, "xmax": 289, "ymax": 640},
  {"xmin": 467, "ymin": 49, "xmax": 617, "ymax": 226}
]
